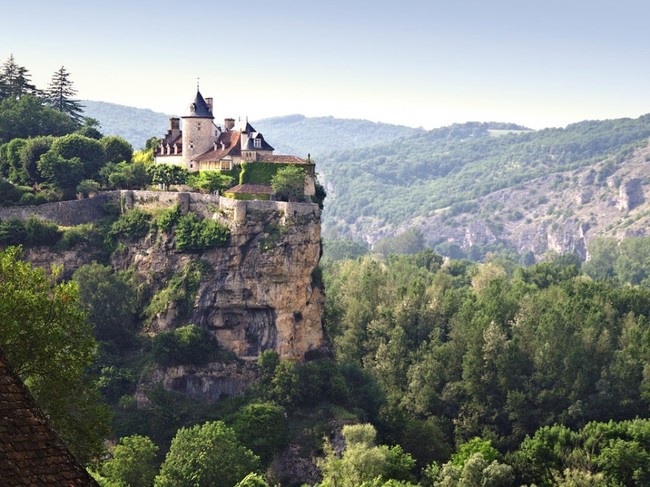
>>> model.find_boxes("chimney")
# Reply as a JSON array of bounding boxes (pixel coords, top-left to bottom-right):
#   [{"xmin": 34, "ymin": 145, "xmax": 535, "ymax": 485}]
[
  {"xmin": 224, "ymin": 118, "xmax": 235, "ymax": 131},
  {"xmin": 205, "ymin": 97, "xmax": 213, "ymax": 112},
  {"xmin": 170, "ymin": 117, "xmax": 180, "ymax": 130}
]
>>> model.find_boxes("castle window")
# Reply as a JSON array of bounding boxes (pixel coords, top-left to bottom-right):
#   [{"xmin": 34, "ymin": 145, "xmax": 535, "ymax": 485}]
[
  {"xmin": 253, "ymin": 138, "xmax": 262, "ymax": 149},
  {"xmin": 197, "ymin": 123, "xmax": 202, "ymax": 131},
  {"xmin": 189, "ymin": 142, "xmax": 194, "ymax": 150}
]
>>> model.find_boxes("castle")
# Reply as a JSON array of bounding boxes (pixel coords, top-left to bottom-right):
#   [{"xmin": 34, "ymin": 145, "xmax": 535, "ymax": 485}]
[{"xmin": 154, "ymin": 90, "xmax": 315, "ymax": 196}]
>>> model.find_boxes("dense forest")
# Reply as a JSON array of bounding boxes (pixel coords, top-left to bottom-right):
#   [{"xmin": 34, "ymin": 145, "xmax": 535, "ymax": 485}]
[
  {"xmin": 0, "ymin": 55, "xmax": 649, "ymax": 486},
  {"xmin": 316, "ymin": 117, "xmax": 650, "ymax": 244}
]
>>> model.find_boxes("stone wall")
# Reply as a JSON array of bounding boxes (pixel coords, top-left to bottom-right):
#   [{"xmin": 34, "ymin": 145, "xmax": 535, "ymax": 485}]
[
  {"xmin": 0, "ymin": 190, "xmax": 320, "ymax": 226},
  {"xmin": 0, "ymin": 192, "xmax": 120, "ymax": 226}
]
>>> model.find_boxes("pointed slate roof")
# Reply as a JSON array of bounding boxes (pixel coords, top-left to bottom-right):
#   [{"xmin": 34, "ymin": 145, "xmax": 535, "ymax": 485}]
[
  {"xmin": 184, "ymin": 90, "xmax": 214, "ymax": 119},
  {"xmin": 0, "ymin": 348, "xmax": 98, "ymax": 486}
]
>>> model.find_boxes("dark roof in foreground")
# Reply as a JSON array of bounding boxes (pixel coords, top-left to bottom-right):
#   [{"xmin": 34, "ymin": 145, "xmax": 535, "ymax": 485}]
[{"xmin": 0, "ymin": 348, "xmax": 98, "ymax": 486}]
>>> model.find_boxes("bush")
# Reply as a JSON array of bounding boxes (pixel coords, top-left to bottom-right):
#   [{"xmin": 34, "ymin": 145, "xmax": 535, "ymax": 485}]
[
  {"xmin": 156, "ymin": 204, "xmax": 182, "ymax": 233},
  {"xmin": 152, "ymin": 324, "xmax": 217, "ymax": 366},
  {"xmin": 109, "ymin": 209, "xmax": 151, "ymax": 242},
  {"xmin": 175, "ymin": 212, "xmax": 230, "ymax": 252},
  {"xmin": 0, "ymin": 219, "xmax": 26, "ymax": 245},
  {"xmin": 24, "ymin": 217, "xmax": 61, "ymax": 246}
]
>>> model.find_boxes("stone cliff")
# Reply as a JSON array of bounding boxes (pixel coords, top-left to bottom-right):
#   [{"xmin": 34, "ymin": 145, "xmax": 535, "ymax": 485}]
[
  {"xmin": 5, "ymin": 191, "xmax": 325, "ymax": 400},
  {"xmin": 112, "ymin": 194, "xmax": 324, "ymax": 362}
]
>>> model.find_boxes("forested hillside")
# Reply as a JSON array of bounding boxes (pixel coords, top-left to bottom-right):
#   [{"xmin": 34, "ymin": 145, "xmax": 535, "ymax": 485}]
[
  {"xmin": 81, "ymin": 100, "xmax": 169, "ymax": 150},
  {"xmin": 319, "ymin": 116, "xmax": 650, "ymax": 258}
]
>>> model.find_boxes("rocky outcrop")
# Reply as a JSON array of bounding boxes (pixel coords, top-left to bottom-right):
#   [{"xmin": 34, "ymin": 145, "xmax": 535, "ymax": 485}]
[
  {"xmin": 617, "ymin": 178, "xmax": 644, "ymax": 211},
  {"xmin": 113, "ymin": 201, "xmax": 324, "ymax": 362}
]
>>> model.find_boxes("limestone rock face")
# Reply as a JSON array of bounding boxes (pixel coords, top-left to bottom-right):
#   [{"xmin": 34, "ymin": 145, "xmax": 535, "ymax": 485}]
[{"xmin": 113, "ymin": 204, "xmax": 324, "ymax": 362}]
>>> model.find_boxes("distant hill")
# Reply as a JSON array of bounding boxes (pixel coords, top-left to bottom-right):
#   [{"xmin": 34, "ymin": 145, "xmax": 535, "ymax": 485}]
[
  {"xmin": 253, "ymin": 114, "xmax": 425, "ymax": 157},
  {"xmin": 81, "ymin": 100, "xmax": 170, "ymax": 149},
  {"xmin": 318, "ymin": 116, "xmax": 650, "ymax": 260},
  {"xmin": 80, "ymin": 102, "xmax": 424, "ymax": 155}
]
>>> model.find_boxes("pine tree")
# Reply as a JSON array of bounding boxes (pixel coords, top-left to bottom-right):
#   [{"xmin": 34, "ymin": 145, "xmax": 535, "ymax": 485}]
[
  {"xmin": 0, "ymin": 54, "xmax": 39, "ymax": 100},
  {"xmin": 45, "ymin": 66, "xmax": 84, "ymax": 125}
]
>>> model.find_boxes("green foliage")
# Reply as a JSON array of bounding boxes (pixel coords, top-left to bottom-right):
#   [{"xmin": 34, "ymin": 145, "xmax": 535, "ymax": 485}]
[
  {"xmin": 0, "ymin": 177, "xmax": 27, "ymax": 204},
  {"xmin": 19, "ymin": 135, "xmax": 54, "ymax": 183},
  {"xmin": 109, "ymin": 209, "xmax": 151, "ymax": 241},
  {"xmin": 451, "ymin": 437, "xmax": 501, "ymax": 467},
  {"xmin": 37, "ymin": 150, "xmax": 84, "ymax": 198},
  {"xmin": 174, "ymin": 212, "xmax": 230, "ymax": 252},
  {"xmin": 48, "ymin": 133, "xmax": 107, "ymax": 180},
  {"xmin": 240, "ymin": 162, "xmax": 290, "ymax": 185},
  {"xmin": 77, "ymin": 178, "xmax": 101, "ymax": 197},
  {"xmin": 0, "ymin": 94, "xmax": 77, "ymax": 144},
  {"xmin": 318, "ymin": 424, "xmax": 417, "ymax": 487},
  {"xmin": 155, "ymin": 204, "xmax": 182, "ymax": 233},
  {"xmin": 0, "ymin": 217, "xmax": 61, "ymax": 246},
  {"xmin": 0, "ymin": 247, "xmax": 110, "ymax": 462},
  {"xmin": 101, "ymin": 135, "xmax": 134, "ymax": 164},
  {"xmin": 147, "ymin": 164, "xmax": 188, "ymax": 189},
  {"xmin": 373, "ymin": 228, "xmax": 425, "ymax": 257},
  {"xmin": 144, "ymin": 262, "xmax": 207, "ymax": 323},
  {"xmin": 101, "ymin": 435, "xmax": 159, "ymax": 487},
  {"xmin": 230, "ymin": 402, "xmax": 290, "ymax": 465},
  {"xmin": 323, "ymin": 238, "xmax": 370, "ymax": 261},
  {"xmin": 152, "ymin": 324, "xmax": 218, "ymax": 367},
  {"xmin": 234, "ymin": 473, "xmax": 270, "ymax": 487},
  {"xmin": 319, "ymin": 116, "xmax": 650, "ymax": 236},
  {"xmin": 154, "ymin": 420, "xmax": 261, "ymax": 487},
  {"xmin": 102, "ymin": 161, "xmax": 150, "ymax": 189},
  {"xmin": 187, "ymin": 170, "xmax": 235, "ymax": 193},
  {"xmin": 73, "ymin": 263, "xmax": 138, "ymax": 346},
  {"xmin": 44, "ymin": 66, "xmax": 84, "ymax": 124},
  {"xmin": 271, "ymin": 165, "xmax": 306, "ymax": 201}
]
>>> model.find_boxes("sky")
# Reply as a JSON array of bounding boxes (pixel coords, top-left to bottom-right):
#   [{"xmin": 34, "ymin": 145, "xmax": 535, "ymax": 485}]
[{"xmin": 2, "ymin": 0, "xmax": 650, "ymax": 130}]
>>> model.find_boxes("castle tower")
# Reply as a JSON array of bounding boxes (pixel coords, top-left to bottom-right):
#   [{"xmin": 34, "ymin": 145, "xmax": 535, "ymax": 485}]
[{"xmin": 182, "ymin": 90, "xmax": 218, "ymax": 169}]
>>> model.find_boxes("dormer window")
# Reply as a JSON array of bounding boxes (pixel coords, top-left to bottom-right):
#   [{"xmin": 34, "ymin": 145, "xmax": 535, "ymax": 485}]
[{"xmin": 254, "ymin": 138, "xmax": 262, "ymax": 149}]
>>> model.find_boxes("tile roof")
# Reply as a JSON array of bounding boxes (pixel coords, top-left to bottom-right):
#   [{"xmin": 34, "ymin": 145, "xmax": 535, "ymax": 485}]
[
  {"xmin": 0, "ymin": 348, "xmax": 98, "ymax": 486},
  {"xmin": 194, "ymin": 130, "xmax": 242, "ymax": 161},
  {"xmin": 226, "ymin": 184, "xmax": 273, "ymax": 194},
  {"xmin": 260, "ymin": 155, "xmax": 311, "ymax": 164}
]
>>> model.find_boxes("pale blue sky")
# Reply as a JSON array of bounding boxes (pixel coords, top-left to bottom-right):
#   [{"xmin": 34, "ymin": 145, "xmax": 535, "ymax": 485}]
[{"xmin": 2, "ymin": 0, "xmax": 650, "ymax": 129}]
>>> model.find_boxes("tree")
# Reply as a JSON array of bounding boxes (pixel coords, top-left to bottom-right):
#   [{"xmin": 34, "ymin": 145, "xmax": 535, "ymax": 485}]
[
  {"xmin": 73, "ymin": 263, "xmax": 138, "ymax": 346},
  {"xmin": 37, "ymin": 150, "xmax": 84, "ymax": 199},
  {"xmin": 101, "ymin": 135, "xmax": 134, "ymax": 165},
  {"xmin": 0, "ymin": 54, "xmax": 39, "ymax": 100},
  {"xmin": 0, "ymin": 246, "xmax": 110, "ymax": 462},
  {"xmin": 45, "ymin": 66, "xmax": 84, "ymax": 124},
  {"xmin": 101, "ymin": 435, "xmax": 159, "ymax": 487},
  {"xmin": 231, "ymin": 402, "xmax": 290, "ymax": 465},
  {"xmin": 147, "ymin": 164, "xmax": 188, "ymax": 190},
  {"xmin": 48, "ymin": 133, "xmax": 107, "ymax": 180},
  {"xmin": 103, "ymin": 161, "xmax": 150, "ymax": 189},
  {"xmin": 188, "ymin": 170, "xmax": 234, "ymax": 193},
  {"xmin": 319, "ymin": 424, "xmax": 417, "ymax": 487},
  {"xmin": 271, "ymin": 165, "xmax": 305, "ymax": 201},
  {"xmin": 0, "ymin": 95, "xmax": 77, "ymax": 143},
  {"xmin": 154, "ymin": 421, "xmax": 260, "ymax": 487},
  {"xmin": 19, "ymin": 135, "xmax": 54, "ymax": 184}
]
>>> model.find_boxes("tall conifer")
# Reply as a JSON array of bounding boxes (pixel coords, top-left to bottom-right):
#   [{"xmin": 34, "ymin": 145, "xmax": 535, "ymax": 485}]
[{"xmin": 45, "ymin": 66, "xmax": 84, "ymax": 125}]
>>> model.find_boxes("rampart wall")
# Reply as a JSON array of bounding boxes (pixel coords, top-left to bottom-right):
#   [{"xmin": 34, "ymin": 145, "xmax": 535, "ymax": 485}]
[{"xmin": 0, "ymin": 190, "xmax": 319, "ymax": 226}]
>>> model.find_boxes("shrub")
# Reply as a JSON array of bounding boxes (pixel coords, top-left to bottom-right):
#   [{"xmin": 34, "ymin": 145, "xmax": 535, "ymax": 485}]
[
  {"xmin": 0, "ymin": 219, "xmax": 26, "ymax": 245},
  {"xmin": 24, "ymin": 217, "xmax": 61, "ymax": 246},
  {"xmin": 175, "ymin": 212, "xmax": 229, "ymax": 252},
  {"xmin": 109, "ymin": 209, "xmax": 151, "ymax": 241},
  {"xmin": 156, "ymin": 204, "xmax": 182, "ymax": 233},
  {"xmin": 152, "ymin": 324, "xmax": 217, "ymax": 366}
]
